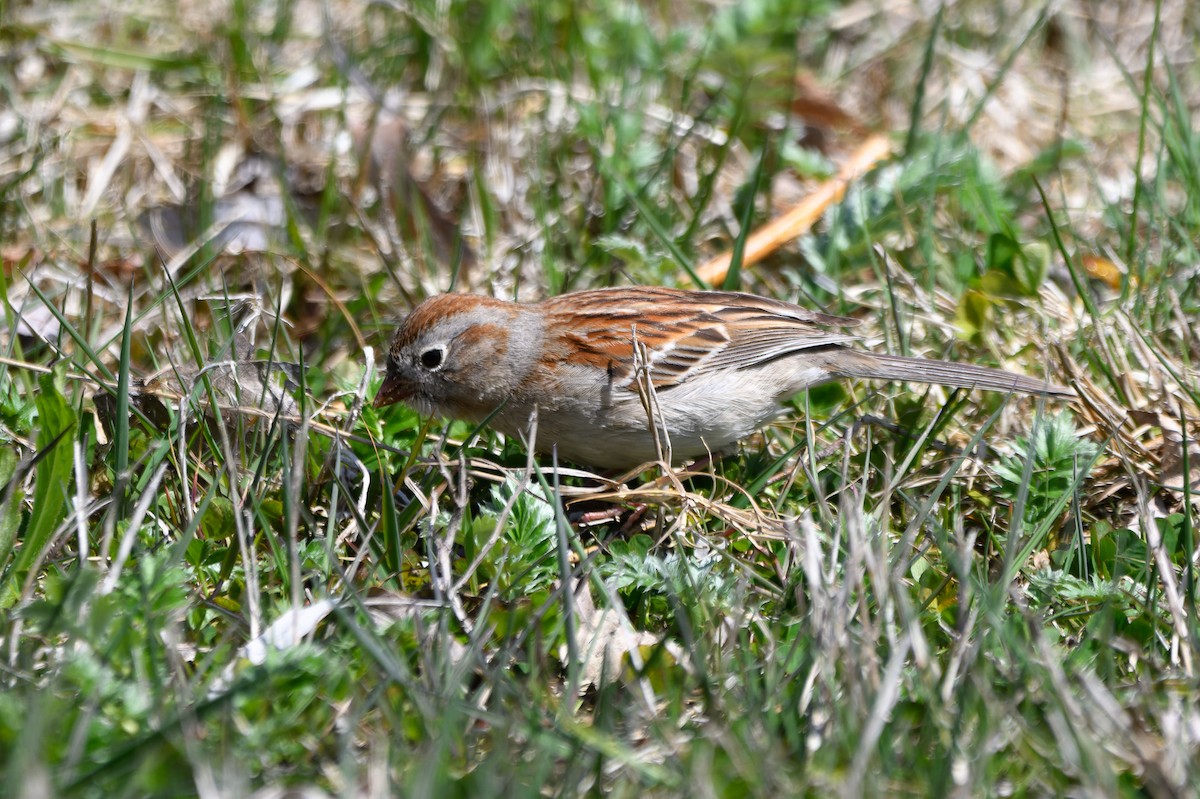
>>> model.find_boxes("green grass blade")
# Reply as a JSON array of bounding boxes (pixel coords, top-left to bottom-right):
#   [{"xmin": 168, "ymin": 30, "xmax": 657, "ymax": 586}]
[
  {"xmin": 1, "ymin": 372, "xmax": 76, "ymax": 607},
  {"xmin": 721, "ymin": 140, "xmax": 766, "ymax": 291}
]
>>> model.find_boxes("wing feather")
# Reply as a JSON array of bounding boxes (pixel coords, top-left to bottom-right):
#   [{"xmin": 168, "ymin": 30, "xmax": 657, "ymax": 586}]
[{"xmin": 539, "ymin": 286, "xmax": 855, "ymax": 392}]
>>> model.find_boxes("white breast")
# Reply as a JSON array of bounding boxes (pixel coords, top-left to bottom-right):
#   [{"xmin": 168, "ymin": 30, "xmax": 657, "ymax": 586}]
[{"xmin": 493, "ymin": 362, "xmax": 831, "ymax": 470}]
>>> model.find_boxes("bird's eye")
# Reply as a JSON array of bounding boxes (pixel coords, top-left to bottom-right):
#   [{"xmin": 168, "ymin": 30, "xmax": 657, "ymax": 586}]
[{"xmin": 419, "ymin": 348, "xmax": 445, "ymax": 370}]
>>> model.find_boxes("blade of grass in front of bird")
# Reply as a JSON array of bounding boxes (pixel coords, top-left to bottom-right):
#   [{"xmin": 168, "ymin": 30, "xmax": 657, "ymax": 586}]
[
  {"xmin": 721, "ymin": 135, "xmax": 766, "ymax": 292},
  {"xmin": 0, "ymin": 377, "xmax": 75, "ymax": 608},
  {"xmin": 0, "ymin": 449, "xmax": 20, "ymax": 575},
  {"xmin": 903, "ymin": 1, "xmax": 943, "ymax": 159},
  {"xmin": 376, "ymin": 458, "xmax": 406, "ymax": 580},
  {"xmin": 1033, "ymin": 177, "xmax": 1101, "ymax": 321},
  {"xmin": 112, "ymin": 285, "xmax": 134, "ymax": 520},
  {"xmin": 550, "ymin": 449, "xmax": 579, "ymax": 702},
  {"xmin": 1124, "ymin": 0, "xmax": 1165, "ymax": 289}
]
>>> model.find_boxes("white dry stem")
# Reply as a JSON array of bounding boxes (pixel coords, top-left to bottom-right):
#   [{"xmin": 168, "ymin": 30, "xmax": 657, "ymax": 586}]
[
  {"xmin": 332, "ymin": 450, "xmax": 371, "ymax": 552},
  {"xmin": 73, "ymin": 438, "xmax": 89, "ymax": 560},
  {"xmin": 845, "ymin": 633, "xmax": 912, "ymax": 799},
  {"xmin": 100, "ymin": 457, "xmax": 171, "ymax": 594},
  {"xmin": 202, "ymin": 396, "xmax": 265, "ymax": 641},
  {"xmin": 452, "ymin": 408, "xmax": 539, "ymax": 595},
  {"xmin": 630, "ymin": 325, "xmax": 671, "ymax": 467},
  {"xmin": 1139, "ymin": 494, "xmax": 1195, "ymax": 676},
  {"xmin": 328, "ymin": 352, "xmax": 370, "ymax": 538},
  {"xmin": 431, "ymin": 450, "xmax": 471, "ymax": 629},
  {"xmin": 796, "ymin": 512, "xmax": 825, "ymax": 718},
  {"xmin": 286, "ymin": 403, "xmax": 310, "ymax": 610},
  {"xmin": 178, "ymin": 400, "xmax": 192, "ymax": 527},
  {"xmin": 939, "ymin": 601, "xmax": 980, "ymax": 706}
]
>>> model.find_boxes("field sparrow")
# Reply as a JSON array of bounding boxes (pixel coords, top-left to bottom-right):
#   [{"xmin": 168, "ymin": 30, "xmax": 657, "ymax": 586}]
[{"xmin": 373, "ymin": 287, "xmax": 1070, "ymax": 471}]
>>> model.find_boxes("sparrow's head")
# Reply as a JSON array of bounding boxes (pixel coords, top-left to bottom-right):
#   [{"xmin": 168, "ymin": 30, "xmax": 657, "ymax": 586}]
[{"xmin": 373, "ymin": 294, "xmax": 542, "ymax": 422}]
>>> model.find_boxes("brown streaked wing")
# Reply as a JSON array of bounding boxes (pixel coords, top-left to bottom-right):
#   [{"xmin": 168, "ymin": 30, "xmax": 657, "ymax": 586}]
[
  {"xmin": 539, "ymin": 287, "xmax": 856, "ymax": 391},
  {"xmin": 542, "ymin": 293, "xmax": 731, "ymax": 390},
  {"xmin": 703, "ymin": 301, "xmax": 860, "ymax": 371},
  {"xmin": 694, "ymin": 288, "xmax": 860, "ymax": 328},
  {"xmin": 539, "ymin": 286, "xmax": 860, "ymax": 328}
]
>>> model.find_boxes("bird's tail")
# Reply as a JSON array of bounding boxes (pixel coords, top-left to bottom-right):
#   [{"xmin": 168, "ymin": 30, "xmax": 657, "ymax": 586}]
[{"xmin": 833, "ymin": 352, "xmax": 1072, "ymax": 397}]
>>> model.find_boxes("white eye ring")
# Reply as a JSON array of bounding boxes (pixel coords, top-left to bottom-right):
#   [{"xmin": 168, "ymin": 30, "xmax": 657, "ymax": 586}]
[{"xmin": 419, "ymin": 348, "xmax": 445, "ymax": 370}]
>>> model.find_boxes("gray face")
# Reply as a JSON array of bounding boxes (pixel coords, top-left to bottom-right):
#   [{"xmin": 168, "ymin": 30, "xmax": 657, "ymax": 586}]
[
  {"xmin": 385, "ymin": 314, "xmax": 478, "ymax": 415},
  {"xmin": 376, "ymin": 298, "xmax": 546, "ymax": 422}
]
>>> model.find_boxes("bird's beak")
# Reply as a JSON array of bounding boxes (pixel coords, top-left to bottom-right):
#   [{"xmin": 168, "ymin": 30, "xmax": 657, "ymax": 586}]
[{"xmin": 372, "ymin": 372, "xmax": 411, "ymax": 409}]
